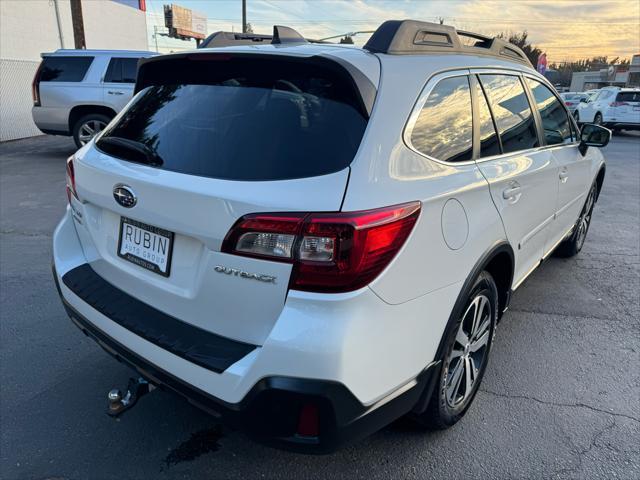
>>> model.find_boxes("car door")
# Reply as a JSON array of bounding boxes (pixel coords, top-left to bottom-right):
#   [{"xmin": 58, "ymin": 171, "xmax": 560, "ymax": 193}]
[
  {"xmin": 524, "ymin": 77, "xmax": 591, "ymax": 254},
  {"xmin": 102, "ymin": 57, "xmax": 140, "ymax": 112},
  {"xmin": 472, "ymin": 73, "xmax": 558, "ymax": 287}
]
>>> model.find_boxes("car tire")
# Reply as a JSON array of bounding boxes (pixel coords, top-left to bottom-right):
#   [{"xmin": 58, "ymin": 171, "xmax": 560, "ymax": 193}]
[
  {"xmin": 72, "ymin": 113, "xmax": 110, "ymax": 149},
  {"xmin": 555, "ymin": 181, "xmax": 597, "ymax": 258},
  {"xmin": 594, "ymin": 112, "xmax": 603, "ymax": 125},
  {"xmin": 416, "ymin": 271, "xmax": 498, "ymax": 429},
  {"xmin": 573, "ymin": 110, "xmax": 580, "ymax": 123}
]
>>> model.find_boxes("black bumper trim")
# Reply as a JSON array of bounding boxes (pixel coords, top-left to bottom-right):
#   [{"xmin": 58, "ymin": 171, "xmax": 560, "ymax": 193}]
[
  {"xmin": 53, "ymin": 264, "xmax": 437, "ymax": 452},
  {"xmin": 61, "ymin": 263, "xmax": 256, "ymax": 373}
]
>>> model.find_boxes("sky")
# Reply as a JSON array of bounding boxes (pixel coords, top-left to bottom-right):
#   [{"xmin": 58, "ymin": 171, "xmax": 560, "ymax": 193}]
[{"xmin": 144, "ymin": 0, "xmax": 640, "ymax": 63}]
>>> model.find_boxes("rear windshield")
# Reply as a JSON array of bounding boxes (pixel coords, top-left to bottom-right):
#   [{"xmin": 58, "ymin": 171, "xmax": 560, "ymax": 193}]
[
  {"xmin": 40, "ymin": 56, "xmax": 93, "ymax": 82},
  {"xmin": 97, "ymin": 56, "xmax": 368, "ymax": 181},
  {"xmin": 616, "ymin": 91, "xmax": 640, "ymax": 102}
]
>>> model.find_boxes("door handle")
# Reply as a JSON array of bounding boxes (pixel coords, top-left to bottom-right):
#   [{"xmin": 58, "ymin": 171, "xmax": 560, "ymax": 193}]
[
  {"xmin": 559, "ymin": 168, "xmax": 569, "ymax": 183},
  {"xmin": 107, "ymin": 91, "xmax": 124, "ymax": 96},
  {"xmin": 502, "ymin": 184, "xmax": 522, "ymax": 202}
]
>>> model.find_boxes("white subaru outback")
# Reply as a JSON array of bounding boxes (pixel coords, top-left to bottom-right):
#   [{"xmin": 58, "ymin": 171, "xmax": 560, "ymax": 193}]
[{"xmin": 52, "ymin": 21, "xmax": 610, "ymax": 452}]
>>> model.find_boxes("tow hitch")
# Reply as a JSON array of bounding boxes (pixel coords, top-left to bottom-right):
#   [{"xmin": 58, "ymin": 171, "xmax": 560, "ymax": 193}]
[{"xmin": 107, "ymin": 377, "xmax": 155, "ymax": 417}]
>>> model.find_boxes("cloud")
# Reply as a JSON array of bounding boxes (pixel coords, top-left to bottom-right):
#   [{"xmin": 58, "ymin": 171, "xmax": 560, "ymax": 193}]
[{"xmin": 451, "ymin": 0, "xmax": 639, "ymax": 61}]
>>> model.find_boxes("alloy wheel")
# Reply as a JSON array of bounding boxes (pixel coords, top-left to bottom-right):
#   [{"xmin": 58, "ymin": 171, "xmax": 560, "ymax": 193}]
[
  {"xmin": 445, "ymin": 294, "xmax": 492, "ymax": 408},
  {"xmin": 78, "ymin": 120, "xmax": 107, "ymax": 145},
  {"xmin": 575, "ymin": 185, "xmax": 595, "ymax": 251}
]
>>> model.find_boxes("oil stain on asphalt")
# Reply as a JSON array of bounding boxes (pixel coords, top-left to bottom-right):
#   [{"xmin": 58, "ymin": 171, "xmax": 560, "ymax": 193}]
[{"xmin": 164, "ymin": 426, "xmax": 224, "ymax": 467}]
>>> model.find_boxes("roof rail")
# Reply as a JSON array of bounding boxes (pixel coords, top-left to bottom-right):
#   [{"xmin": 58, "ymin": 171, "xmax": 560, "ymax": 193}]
[
  {"xmin": 199, "ymin": 31, "xmax": 272, "ymax": 48},
  {"xmin": 199, "ymin": 25, "xmax": 309, "ymax": 49},
  {"xmin": 363, "ymin": 20, "xmax": 531, "ymax": 66}
]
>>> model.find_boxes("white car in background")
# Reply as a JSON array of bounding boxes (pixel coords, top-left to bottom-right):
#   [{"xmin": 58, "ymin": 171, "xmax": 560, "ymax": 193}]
[
  {"xmin": 52, "ymin": 20, "xmax": 610, "ymax": 452},
  {"xmin": 575, "ymin": 87, "xmax": 640, "ymax": 132},
  {"xmin": 560, "ymin": 92, "xmax": 590, "ymax": 118},
  {"xmin": 32, "ymin": 49, "xmax": 156, "ymax": 148}
]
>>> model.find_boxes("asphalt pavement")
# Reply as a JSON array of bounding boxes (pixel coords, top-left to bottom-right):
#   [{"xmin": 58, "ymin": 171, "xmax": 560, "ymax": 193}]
[{"xmin": 1, "ymin": 133, "xmax": 639, "ymax": 479}]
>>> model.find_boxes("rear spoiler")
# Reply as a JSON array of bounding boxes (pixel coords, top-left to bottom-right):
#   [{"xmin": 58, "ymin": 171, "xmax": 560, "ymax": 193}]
[{"xmin": 135, "ymin": 51, "xmax": 377, "ymax": 116}]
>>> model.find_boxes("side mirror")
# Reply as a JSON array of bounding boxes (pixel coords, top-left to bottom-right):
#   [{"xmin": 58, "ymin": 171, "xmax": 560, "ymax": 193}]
[
  {"xmin": 579, "ymin": 97, "xmax": 588, "ymax": 104},
  {"xmin": 579, "ymin": 123, "xmax": 611, "ymax": 155}
]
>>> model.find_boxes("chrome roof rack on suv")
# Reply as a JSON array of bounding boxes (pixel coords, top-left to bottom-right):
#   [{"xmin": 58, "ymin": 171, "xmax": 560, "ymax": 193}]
[{"xmin": 363, "ymin": 20, "xmax": 531, "ymax": 66}]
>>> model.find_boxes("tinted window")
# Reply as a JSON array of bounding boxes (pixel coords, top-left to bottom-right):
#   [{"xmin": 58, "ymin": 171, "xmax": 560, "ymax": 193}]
[
  {"xmin": 105, "ymin": 58, "xmax": 139, "ymax": 83},
  {"xmin": 616, "ymin": 91, "xmax": 640, "ymax": 102},
  {"xmin": 480, "ymin": 75, "xmax": 539, "ymax": 154},
  {"xmin": 474, "ymin": 78, "xmax": 501, "ymax": 157},
  {"xmin": 40, "ymin": 56, "xmax": 93, "ymax": 82},
  {"xmin": 526, "ymin": 78, "xmax": 572, "ymax": 145},
  {"xmin": 410, "ymin": 76, "xmax": 473, "ymax": 162},
  {"xmin": 98, "ymin": 57, "xmax": 368, "ymax": 181}
]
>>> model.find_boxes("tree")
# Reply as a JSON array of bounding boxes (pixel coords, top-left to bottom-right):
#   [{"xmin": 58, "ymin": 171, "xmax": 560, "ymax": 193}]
[
  {"xmin": 245, "ymin": 22, "xmax": 254, "ymax": 34},
  {"xmin": 339, "ymin": 35, "xmax": 354, "ymax": 44},
  {"xmin": 497, "ymin": 31, "xmax": 542, "ymax": 67}
]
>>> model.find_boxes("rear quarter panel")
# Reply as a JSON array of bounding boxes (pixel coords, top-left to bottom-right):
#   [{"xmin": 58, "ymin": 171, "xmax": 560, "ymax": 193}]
[{"xmin": 344, "ymin": 55, "xmax": 512, "ymax": 305}]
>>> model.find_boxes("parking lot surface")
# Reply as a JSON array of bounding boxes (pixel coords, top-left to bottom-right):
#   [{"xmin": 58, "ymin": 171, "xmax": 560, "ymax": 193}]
[{"xmin": 1, "ymin": 134, "xmax": 639, "ymax": 479}]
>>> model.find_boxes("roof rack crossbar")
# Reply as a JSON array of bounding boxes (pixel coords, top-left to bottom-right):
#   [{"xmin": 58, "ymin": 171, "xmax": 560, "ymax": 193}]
[{"xmin": 363, "ymin": 20, "xmax": 531, "ymax": 66}]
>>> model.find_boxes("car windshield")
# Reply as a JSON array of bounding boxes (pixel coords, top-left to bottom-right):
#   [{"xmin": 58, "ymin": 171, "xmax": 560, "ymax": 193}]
[{"xmin": 97, "ymin": 56, "xmax": 369, "ymax": 181}]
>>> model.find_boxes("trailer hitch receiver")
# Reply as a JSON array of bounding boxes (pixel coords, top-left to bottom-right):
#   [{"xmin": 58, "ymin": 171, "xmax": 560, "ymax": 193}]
[{"xmin": 107, "ymin": 377, "xmax": 154, "ymax": 417}]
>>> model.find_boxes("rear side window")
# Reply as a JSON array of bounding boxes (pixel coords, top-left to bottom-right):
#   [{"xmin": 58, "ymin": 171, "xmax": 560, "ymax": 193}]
[
  {"xmin": 474, "ymin": 79, "xmax": 501, "ymax": 158},
  {"xmin": 98, "ymin": 56, "xmax": 368, "ymax": 181},
  {"xmin": 526, "ymin": 78, "xmax": 572, "ymax": 145},
  {"xmin": 104, "ymin": 58, "xmax": 139, "ymax": 83},
  {"xmin": 616, "ymin": 91, "xmax": 640, "ymax": 102},
  {"xmin": 480, "ymin": 75, "xmax": 539, "ymax": 154},
  {"xmin": 410, "ymin": 76, "xmax": 473, "ymax": 162},
  {"xmin": 39, "ymin": 56, "xmax": 93, "ymax": 82}
]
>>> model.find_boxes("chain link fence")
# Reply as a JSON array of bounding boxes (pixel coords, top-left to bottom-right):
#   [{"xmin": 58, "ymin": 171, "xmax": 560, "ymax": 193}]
[{"xmin": 1, "ymin": 58, "xmax": 42, "ymax": 142}]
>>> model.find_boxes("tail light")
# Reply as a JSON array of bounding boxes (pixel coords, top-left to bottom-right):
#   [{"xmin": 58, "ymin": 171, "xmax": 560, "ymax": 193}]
[
  {"xmin": 564, "ymin": 101, "xmax": 575, "ymax": 106},
  {"xmin": 222, "ymin": 202, "xmax": 421, "ymax": 293},
  {"xmin": 610, "ymin": 101, "xmax": 629, "ymax": 107},
  {"xmin": 66, "ymin": 156, "xmax": 78, "ymax": 202},
  {"xmin": 32, "ymin": 61, "xmax": 43, "ymax": 106}
]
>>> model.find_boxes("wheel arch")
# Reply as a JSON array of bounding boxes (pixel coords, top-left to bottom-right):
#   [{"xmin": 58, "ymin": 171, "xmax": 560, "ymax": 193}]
[
  {"xmin": 68, "ymin": 105, "xmax": 117, "ymax": 132},
  {"xmin": 411, "ymin": 241, "xmax": 514, "ymax": 414}
]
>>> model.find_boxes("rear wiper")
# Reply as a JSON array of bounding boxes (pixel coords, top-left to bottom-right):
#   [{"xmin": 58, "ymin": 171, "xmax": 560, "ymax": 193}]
[{"xmin": 97, "ymin": 136, "xmax": 164, "ymax": 167}]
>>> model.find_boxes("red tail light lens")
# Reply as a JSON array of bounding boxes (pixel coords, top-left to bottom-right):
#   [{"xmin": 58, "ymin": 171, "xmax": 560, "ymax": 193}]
[
  {"xmin": 222, "ymin": 202, "xmax": 421, "ymax": 293},
  {"xmin": 66, "ymin": 156, "xmax": 78, "ymax": 202},
  {"xmin": 32, "ymin": 61, "xmax": 43, "ymax": 106}
]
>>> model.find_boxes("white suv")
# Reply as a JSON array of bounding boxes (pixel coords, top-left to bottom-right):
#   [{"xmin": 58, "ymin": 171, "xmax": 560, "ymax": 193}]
[
  {"xmin": 52, "ymin": 21, "xmax": 610, "ymax": 452},
  {"xmin": 575, "ymin": 86, "xmax": 640, "ymax": 132}
]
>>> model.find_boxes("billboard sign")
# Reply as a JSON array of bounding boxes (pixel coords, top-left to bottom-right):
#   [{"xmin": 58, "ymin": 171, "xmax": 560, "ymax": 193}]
[{"xmin": 164, "ymin": 4, "xmax": 207, "ymax": 40}]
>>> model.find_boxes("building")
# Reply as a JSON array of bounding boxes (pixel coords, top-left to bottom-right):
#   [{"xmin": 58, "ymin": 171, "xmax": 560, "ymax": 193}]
[
  {"xmin": 569, "ymin": 54, "xmax": 640, "ymax": 92},
  {"xmin": 0, "ymin": 0, "xmax": 148, "ymax": 142}
]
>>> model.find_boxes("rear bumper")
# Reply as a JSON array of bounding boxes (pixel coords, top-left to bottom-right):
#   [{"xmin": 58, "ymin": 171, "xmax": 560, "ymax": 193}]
[
  {"xmin": 53, "ymin": 264, "xmax": 435, "ymax": 452},
  {"xmin": 32, "ymin": 106, "xmax": 71, "ymax": 135}
]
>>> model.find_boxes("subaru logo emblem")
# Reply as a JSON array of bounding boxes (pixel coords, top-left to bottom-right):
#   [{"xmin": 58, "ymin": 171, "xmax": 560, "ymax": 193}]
[{"xmin": 113, "ymin": 184, "xmax": 137, "ymax": 208}]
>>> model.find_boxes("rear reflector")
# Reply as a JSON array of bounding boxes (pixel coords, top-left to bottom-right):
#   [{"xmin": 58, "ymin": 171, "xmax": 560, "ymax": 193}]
[
  {"xmin": 66, "ymin": 156, "xmax": 79, "ymax": 201},
  {"xmin": 222, "ymin": 202, "xmax": 421, "ymax": 293},
  {"xmin": 297, "ymin": 403, "xmax": 319, "ymax": 437}
]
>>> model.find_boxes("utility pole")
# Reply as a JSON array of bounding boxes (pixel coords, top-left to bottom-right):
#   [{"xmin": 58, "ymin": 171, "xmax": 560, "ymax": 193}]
[
  {"xmin": 52, "ymin": 0, "xmax": 65, "ymax": 48},
  {"xmin": 70, "ymin": 0, "xmax": 86, "ymax": 49},
  {"xmin": 242, "ymin": 0, "xmax": 247, "ymax": 33}
]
